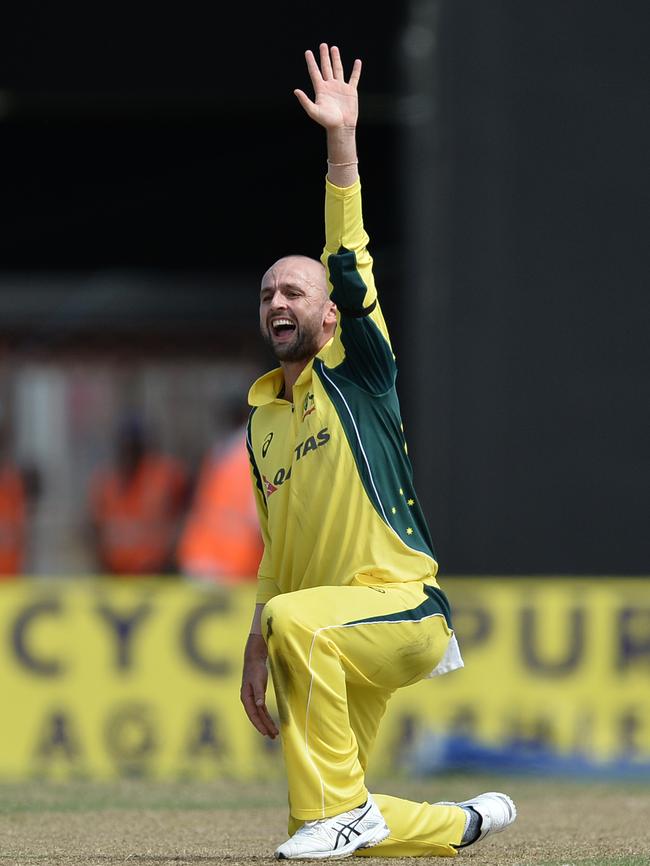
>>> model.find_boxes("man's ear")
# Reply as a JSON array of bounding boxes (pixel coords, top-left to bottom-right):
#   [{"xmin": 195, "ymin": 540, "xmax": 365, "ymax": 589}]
[{"xmin": 324, "ymin": 300, "xmax": 338, "ymax": 326}]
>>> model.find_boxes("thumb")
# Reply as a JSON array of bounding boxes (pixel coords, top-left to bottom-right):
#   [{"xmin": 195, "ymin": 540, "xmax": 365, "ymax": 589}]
[
  {"xmin": 294, "ymin": 89, "xmax": 318, "ymax": 119},
  {"xmin": 253, "ymin": 682, "xmax": 266, "ymax": 707}
]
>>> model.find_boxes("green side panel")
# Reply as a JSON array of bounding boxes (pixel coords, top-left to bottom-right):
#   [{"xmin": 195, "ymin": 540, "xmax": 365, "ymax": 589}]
[
  {"xmin": 245, "ymin": 408, "xmax": 266, "ymax": 507},
  {"xmin": 336, "ymin": 315, "xmax": 396, "ymax": 395},
  {"xmin": 328, "ymin": 247, "xmax": 396, "ymax": 394},
  {"xmin": 345, "ymin": 585, "xmax": 452, "ymax": 629},
  {"xmin": 314, "ymin": 359, "xmax": 436, "ymax": 560},
  {"xmin": 328, "ymin": 247, "xmax": 371, "ymax": 314}
]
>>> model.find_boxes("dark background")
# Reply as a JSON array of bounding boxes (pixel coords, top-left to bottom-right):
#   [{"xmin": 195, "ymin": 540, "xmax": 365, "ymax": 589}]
[{"xmin": 2, "ymin": 1, "xmax": 648, "ymax": 573}]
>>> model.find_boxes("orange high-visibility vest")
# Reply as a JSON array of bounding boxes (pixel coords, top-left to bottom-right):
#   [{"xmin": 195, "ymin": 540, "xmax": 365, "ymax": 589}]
[
  {"xmin": 178, "ymin": 433, "xmax": 262, "ymax": 583},
  {"xmin": 0, "ymin": 464, "xmax": 26, "ymax": 576},
  {"xmin": 91, "ymin": 454, "xmax": 187, "ymax": 575}
]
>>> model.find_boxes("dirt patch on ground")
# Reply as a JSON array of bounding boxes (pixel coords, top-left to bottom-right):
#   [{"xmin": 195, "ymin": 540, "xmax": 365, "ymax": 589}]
[{"xmin": 0, "ymin": 779, "xmax": 647, "ymax": 865}]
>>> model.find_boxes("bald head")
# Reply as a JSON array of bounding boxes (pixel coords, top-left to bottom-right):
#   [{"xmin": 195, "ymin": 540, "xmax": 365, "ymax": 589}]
[
  {"xmin": 261, "ymin": 255, "xmax": 328, "ymax": 300},
  {"xmin": 259, "ymin": 255, "xmax": 337, "ymax": 364}
]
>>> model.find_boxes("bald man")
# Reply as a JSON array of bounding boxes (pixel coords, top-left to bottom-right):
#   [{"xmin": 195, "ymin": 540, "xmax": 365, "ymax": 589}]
[{"xmin": 241, "ymin": 44, "xmax": 516, "ymax": 860}]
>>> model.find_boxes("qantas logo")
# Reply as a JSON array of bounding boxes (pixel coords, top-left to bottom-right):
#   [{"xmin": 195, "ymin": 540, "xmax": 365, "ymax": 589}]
[
  {"xmin": 262, "ymin": 475, "xmax": 278, "ymax": 497},
  {"xmin": 262, "ymin": 427, "xmax": 330, "ymax": 497}
]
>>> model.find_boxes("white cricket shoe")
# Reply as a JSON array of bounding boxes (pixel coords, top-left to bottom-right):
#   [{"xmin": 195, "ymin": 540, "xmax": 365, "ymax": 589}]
[
  {"xmin": 438, "ymin": 791, "xmax": 516, "ymax": 845},
  {"xmin": 274, "ymin": 793, "xmax": 390, "ymax": 859}
]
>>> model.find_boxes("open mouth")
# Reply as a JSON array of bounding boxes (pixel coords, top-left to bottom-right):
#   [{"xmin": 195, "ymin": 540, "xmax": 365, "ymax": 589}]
[{"xmin": 270, "ymin": 318, "xmax": 297, "ymax": 338}]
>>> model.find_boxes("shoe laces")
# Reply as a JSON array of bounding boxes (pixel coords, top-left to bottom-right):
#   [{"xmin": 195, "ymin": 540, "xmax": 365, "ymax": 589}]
[
  {"xmin": 294, "ymin": 809, "xmax": 363, "ymax": 843},
  {"xmin": 295, "ymin": 819, "xmax": 331, "ymax": 839}
]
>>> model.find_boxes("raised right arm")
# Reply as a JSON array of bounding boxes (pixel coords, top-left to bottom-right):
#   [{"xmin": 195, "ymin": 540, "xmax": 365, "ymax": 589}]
[
  {"xmin": 296, "ymin": 44, "xmax": 394, "ymax": 392},
  {"xmin": 294, "ymin": 44, "xmax": 360, "ymax": 189}
]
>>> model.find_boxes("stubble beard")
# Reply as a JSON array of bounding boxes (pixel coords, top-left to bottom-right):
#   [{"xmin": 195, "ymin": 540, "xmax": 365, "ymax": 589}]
[{"xmin": 261, "ymin": 321, "xmax": 322, "ymax": 363}]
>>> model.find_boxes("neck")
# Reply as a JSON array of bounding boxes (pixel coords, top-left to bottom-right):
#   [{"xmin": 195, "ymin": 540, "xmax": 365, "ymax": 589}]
[{"xmin": 280, "ymin": 358, "xmax": 311, "ymax": 403}]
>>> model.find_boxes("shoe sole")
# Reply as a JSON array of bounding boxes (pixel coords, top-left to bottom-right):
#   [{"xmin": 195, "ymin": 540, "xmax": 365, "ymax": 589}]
[{"xmin": 275, "ymin": 824, "xmax": 390, "ymax": 860}]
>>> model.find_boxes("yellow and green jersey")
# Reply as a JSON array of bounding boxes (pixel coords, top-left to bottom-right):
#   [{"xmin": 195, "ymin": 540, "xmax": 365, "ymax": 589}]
[{"xmin": 247, "ymin": 178, "xmax": 439, "ymax": 606}]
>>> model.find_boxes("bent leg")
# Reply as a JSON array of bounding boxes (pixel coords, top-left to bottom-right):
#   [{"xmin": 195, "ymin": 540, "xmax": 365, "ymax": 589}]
[
  {"xmin": 264, "ymin": 587, "xmax": 376, "ymax": 820},
  {"xmin": 356, "ymin": 796, "xmax": 465, "ymax": 858},
  {"xmin": 264, "ymin": 580, "xmax": 454, "ymax": 824},
  {"xmin": 346, "ymin": 685, "xmax": 466, "ymax": 857},
  {"xmin": 346, "ymin": 682, "xmax": 391, "ymax": 774},
  {"xmin": 286, "ymin": 681, "xmax": 390, "ymax": 837},
  {"xmin": 287, "ymin": 792, "xmax": 466, "ymax": 856}
]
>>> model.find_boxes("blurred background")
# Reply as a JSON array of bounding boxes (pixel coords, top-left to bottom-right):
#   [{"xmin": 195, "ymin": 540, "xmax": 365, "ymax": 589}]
[
  {"xmin": 0, "ymin": 0, "xmax": 648, "ymax": 781},
  {"xmin": 2, "ymin": 0, "xmax": 648, "ymax": 576}
]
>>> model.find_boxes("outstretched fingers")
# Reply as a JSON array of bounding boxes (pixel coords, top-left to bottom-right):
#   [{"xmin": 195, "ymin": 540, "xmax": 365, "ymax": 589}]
[
  {"xmin": 304, "ymin": 48, "xmax": 322, "ymax": 89},
  {"xmin": 304, "ymin": 44, "xmax": 362, "ymax": 90},
  {"xmin": 330, "ymin": 45, "xmax": 362, "ymax": 87},
  {"xmin": 349, "ymin": 57, "xmax": 362, "ymax": 89},
  {"xmin": 330, "ymin": 45, "xmax": 344, "ymax": 80},
  {"xmin": 296, "ymin": 44, "xmax": 362, "ymax": 128},
  {"xmin": 319, "ymin": 42, "xmax": 334, "ymax": 80}
]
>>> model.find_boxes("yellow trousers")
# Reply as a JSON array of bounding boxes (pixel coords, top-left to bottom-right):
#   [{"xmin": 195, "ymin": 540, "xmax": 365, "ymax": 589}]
[{"xmin": 262, "ymin": 580, "xmax": 466, "ymax": 857}]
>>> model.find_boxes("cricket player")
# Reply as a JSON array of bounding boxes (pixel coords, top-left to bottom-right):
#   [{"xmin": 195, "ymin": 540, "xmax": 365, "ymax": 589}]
[{"xmin": 241, "ymin": 44, "xmax": 517, "ymax": 859}]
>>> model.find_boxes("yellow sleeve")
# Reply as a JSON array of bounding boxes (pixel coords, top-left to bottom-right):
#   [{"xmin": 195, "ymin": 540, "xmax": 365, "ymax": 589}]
[
  {"xmin": 246, "ymin": 415, "xmax": 280, "ymax": 605},
  {"xmin": 249, "ymin": 475, "xmax": 280, "ymax": 604},
  {"xmin": 319, "ymin": 178, "xmax": 395, "ymax": 392},
  {"xmin": 322, "ymin": 178, "xmax": 390, "ymax": 342}
]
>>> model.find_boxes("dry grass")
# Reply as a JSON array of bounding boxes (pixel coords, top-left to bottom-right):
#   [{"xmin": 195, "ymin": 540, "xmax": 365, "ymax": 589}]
[{"xmin": 0, "ymin": 776, "xmax": 648, "ymax": 865}]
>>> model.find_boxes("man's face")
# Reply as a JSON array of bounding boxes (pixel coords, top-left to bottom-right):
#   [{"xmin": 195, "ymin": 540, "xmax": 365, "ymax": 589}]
[{"xmin": 259, "ymin": 257, "xmax": 336, "ymax": 363}]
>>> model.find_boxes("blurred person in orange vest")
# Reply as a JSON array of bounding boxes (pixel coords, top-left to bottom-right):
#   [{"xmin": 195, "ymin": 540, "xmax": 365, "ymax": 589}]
[
  {"xmin": 89, "ymin": 416, "xmax": 189, "ymax": 576},
  {"xmin": 178, "ymin": 398, "xmax": 263, "ymax": 584},
  {"xmin": 0, "ymin": 411, "xmax": 26, "ymax": 577}
]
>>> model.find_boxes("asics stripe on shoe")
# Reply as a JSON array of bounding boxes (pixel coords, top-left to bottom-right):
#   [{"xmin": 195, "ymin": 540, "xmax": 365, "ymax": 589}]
[{"xmin": 274, "ymin": 793, "xmax": 390, "ymax": 860}]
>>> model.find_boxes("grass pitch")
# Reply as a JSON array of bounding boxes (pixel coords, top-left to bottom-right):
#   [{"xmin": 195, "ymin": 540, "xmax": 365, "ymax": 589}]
[{"xmin": 0, "ymin": 775, "xmax": 648, "ymax": 866}]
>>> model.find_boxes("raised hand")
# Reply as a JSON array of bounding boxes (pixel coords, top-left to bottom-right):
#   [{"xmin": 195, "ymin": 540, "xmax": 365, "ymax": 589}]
[{"xmin": 294, "ymin": 43, "xmax": 362, "ymax": 131}]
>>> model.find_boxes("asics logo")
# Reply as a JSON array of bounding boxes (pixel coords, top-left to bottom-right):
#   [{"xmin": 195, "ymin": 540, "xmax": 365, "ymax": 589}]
[{"xmin": 334, "ymin": 803, "xmax": 372, "ymax": 848}]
